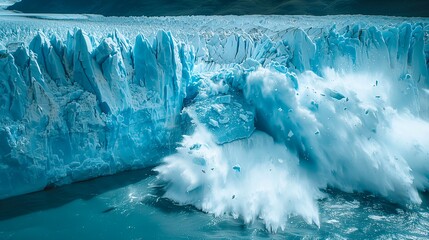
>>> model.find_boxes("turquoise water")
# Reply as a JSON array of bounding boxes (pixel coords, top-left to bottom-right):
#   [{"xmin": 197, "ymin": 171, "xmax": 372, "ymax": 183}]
[{"xmin": 0, "ymin": 168, "xmax": 428, "ymax": 239}]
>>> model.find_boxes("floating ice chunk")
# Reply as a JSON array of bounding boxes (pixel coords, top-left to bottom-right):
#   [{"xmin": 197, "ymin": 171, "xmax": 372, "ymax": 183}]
[
  {"xmin": 193, "ymin": 157, "xmax": 206, "ymax": 166},
  {"xmin": 345, "ymin": 227, "xmax": 358, "ymax": 234},
  {"xmin": 190, "ymin": 144, "xmax": 201, "ymax": 150},
  {"xmin": 368, "ymin": 215, "xmax": 386, "ymax": 221},
  {"xmin": 326, "ymin": 219, "xmax": 339, "ymax": 224},
  {"xmin": 215, "ymin": 95, "xmax": 231, "ymax": 104},
  {"xmin": 211, "ymin": 104, "xmax": 225, "ymax": 115},
  {"xmin": 219, "ymin": 116, "xmax": 230, "ymax": 124},
  {"xmin": 325, "ymin": 89, "xmax": 346, "ymax": 100},
  {"xmin": 233, "ymin": 102, "xmax": 242, "ymax": 108},
  {"xmin": 239, "ymin": 114, "xmax": 249, "ymax": 122},
  {"xmin": 209, "ymin": 118, "xmax": 219, "ymax": 128}
]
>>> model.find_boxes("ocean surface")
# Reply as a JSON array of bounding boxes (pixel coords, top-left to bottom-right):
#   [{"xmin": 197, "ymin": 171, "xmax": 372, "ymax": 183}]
[{"xmin": 0, "ymin": 168, "xmax": 428, "ymax": 239}]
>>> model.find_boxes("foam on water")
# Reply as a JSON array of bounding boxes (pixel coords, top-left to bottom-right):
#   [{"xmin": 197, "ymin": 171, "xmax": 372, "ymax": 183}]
[
  {"xmin": 245, "ymin": 67, "xmax": 429, "ymax": 201},
  {"xmin": 1, "ymin": 13, "xmax": 428, "ymax": 233},
  {"xmin": 1, "ymin": 169, "xmax": 429, "ymax": 239},
  {"xmin": 156, "ymin": 118, "xmax": 321, "ymax": 231}
]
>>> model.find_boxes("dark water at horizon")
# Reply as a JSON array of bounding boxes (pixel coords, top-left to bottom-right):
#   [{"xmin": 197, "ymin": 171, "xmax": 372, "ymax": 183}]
[
  {"xmin": 8, "ymin": 0, "xmax": 429, "ymax": 17},
  {"xmin": 0, "ymin": 167, "xmax": 428, "ymax": 239}
]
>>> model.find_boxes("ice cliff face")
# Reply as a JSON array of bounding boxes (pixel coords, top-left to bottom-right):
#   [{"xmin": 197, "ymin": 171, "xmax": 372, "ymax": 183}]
[
  {"xmin": 156, "ymin": 23, "xmax": 429, "ymax": 231},
  {"xmin": 1, "ymin": 19, "xmax": 429, "ymax": 230},
  {"xmin": 0, "ymin": 29, "xmax": 190, "ymax": 198}
]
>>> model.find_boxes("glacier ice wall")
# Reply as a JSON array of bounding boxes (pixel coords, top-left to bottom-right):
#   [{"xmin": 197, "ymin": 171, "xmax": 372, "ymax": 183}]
[
  {"xmin": 1, "ymin": 18, "xmax": 429, "ymax": 230},
  {"xmin": 0, "ymin": 29, "xmax": 190, "ymax": 198},
  {"xmin": 157, "ymin": 23, "xmax": 429, "ymax": 230}
]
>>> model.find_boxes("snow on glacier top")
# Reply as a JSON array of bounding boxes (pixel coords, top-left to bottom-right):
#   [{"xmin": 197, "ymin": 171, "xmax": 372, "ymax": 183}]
[
  {"xmin": 0, "ymin": 11, "xmax": 428, "ymax": 231},
  {"xmin": 0, "ymin": 13, "xmax": 428, "ymax": 46}
]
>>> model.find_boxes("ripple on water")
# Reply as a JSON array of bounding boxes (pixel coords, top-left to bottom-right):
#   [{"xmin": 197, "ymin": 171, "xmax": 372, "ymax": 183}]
[{"xmin": 0, "ymin": 171, "xmax": 428, "ymax": 239}]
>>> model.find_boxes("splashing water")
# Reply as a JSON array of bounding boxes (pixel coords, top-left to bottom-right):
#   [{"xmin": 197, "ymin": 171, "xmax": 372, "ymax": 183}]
[
  {"xmin": 156, "ymin": 65, "xmax": 429, "ymax": 232},
  {"xmin": 246, "ymin": 67, "xmax": 429, "ymax": 201},
  {"xmin": 156, "ymin": 120, "xmax": 321, "ymax": 232}
]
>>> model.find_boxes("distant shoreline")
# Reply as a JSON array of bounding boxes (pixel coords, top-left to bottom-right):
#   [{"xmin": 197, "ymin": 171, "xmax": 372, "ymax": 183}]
[{"xmin": 8, "ymin": 0, "xmax": 429, "ymax": 17}]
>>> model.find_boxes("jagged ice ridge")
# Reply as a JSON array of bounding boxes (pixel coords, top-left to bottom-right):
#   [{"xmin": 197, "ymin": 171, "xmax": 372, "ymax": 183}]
[{"xmin": 0, "ymin": 16, "xmax": 428, "ymax": 231}]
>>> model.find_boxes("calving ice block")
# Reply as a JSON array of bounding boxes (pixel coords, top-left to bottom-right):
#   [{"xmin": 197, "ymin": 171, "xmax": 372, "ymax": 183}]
[{"xmin": 0, "ymin": 16, "xmax": 428, "ymax": 231}]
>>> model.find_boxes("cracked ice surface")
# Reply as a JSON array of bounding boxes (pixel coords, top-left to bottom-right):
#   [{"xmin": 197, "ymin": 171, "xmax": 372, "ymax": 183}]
[{"xmin": 0, "ymin": 14, "xmax": 429, "ymax": 231}]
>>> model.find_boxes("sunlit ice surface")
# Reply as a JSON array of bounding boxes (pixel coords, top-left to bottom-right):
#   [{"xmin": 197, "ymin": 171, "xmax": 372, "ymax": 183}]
[{"xmin": 0, "ymin": 11, "xmax": 428, "ymax": 238}]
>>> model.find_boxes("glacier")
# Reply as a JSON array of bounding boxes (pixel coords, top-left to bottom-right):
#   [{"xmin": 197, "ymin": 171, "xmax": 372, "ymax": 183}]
[{"xmin": 0, "ymin": 14, "xmax": 429, "ymax": 231}]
